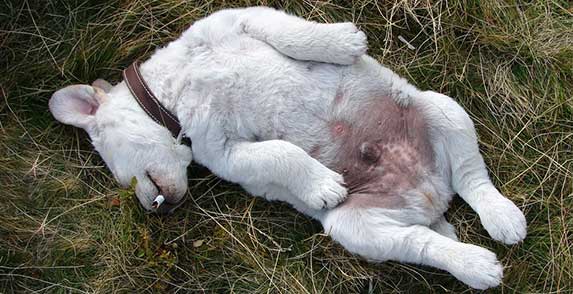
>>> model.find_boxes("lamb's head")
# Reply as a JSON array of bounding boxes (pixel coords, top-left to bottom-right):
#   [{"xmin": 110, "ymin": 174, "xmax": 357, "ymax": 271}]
[{"xmin": 49, "ymin": 80, "xmax": 192, "ymax": 214}]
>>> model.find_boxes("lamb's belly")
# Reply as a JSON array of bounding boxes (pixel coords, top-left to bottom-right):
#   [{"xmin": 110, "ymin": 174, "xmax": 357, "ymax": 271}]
[{"xmin": 311, "ymin": 95, "xmax": 451, "ymax": 220}]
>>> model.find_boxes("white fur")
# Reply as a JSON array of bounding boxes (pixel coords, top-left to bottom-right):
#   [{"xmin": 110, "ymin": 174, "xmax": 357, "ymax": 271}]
[{"xmin": 49, "ymin": 7, "xmax": 527, "ymax": 289}]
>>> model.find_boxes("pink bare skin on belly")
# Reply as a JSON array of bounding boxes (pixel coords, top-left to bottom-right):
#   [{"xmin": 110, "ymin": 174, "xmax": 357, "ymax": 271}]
[{"xmin": 323, "ymin": 96, "xmax": 434, "ymax": 209}]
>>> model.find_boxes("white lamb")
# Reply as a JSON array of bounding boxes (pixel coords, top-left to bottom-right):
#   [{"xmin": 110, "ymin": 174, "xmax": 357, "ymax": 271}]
[{"xmin": 49, "ymin": 7, "xmax": 526, "ymax": 289}]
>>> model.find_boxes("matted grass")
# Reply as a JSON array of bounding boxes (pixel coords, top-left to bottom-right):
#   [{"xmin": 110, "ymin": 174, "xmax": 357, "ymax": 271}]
[{"xmin": 1, "ymin": 0, "xmax": 572, "ymax": 292}]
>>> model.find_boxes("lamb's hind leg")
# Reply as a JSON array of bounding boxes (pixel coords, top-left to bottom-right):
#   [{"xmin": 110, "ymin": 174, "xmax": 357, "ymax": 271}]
[
  {"xmin": 430, "ymin": 215, "xmax": 458, "ymax": 241},
  {"xmin": 419, "ymin": 91, "xmax": 526, "ymax": 244},
  {"xmin": 322, "ymin": 209, "xmax": 503, "ymax": 290}
]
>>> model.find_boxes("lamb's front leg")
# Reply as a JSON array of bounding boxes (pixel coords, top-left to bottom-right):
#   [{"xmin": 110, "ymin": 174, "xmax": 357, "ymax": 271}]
[
  {"xmin": 239, "ymin": 7, "xmax": 367, "ymax": 65},
  {"xmin": 225, "ymin": 140, "xmax": 347, "ymax": 209},
  {"xmin": 189, "ymin": 122, "xmax": 347, "ymax": 209}
]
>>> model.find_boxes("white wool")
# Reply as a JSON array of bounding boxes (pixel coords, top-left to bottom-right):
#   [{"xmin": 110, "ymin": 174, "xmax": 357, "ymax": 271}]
[{"xmin": 49, "ymin": 7, "xmax": 526, "ymax": 290}]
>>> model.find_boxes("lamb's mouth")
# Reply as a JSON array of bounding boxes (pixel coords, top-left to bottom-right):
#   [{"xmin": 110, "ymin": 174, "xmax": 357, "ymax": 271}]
[
  {"xmin": 146, "ymin": 172, "xmax": 184, "ymax": 215},
  {"xmin": 153, "ymin": 201, "xmax": 182, "ymax": 215}
]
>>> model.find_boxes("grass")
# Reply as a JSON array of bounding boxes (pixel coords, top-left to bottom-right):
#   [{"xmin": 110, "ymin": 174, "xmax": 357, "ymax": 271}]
[{"xmin": 1, "ymin": 0, "xmax": 572, "ymax": 292}]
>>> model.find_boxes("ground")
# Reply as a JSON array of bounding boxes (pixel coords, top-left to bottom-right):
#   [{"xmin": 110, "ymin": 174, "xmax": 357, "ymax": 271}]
[{"xmin": 1, "ymin": 0, "xmax": 572, "ymax": 293}]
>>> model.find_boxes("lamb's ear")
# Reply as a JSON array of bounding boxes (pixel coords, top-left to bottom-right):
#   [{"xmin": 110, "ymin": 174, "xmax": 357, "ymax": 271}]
[
  {"xmin": 49, "ymin": 84, "xmax": 106, "ymax": 129},
  {"xmin": 92, "ymin": 79, "xmax": 112, "ymax": 93}
]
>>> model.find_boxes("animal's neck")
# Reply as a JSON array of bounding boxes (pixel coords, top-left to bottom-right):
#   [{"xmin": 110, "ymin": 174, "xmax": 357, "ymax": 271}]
[{"xmin": 136, "ymin": 39, "xmax": 194, "ymax": 128}]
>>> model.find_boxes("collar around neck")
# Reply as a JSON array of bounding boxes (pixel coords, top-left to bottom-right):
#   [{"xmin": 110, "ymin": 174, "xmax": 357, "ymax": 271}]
[{"xmin": 122, "ymin": 61, "xmax": 191, "ymax": 147}]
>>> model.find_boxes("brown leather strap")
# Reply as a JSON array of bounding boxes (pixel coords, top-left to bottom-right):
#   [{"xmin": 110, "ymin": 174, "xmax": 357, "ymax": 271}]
[{"xmin": 123, "ymin": 61, "xmax": 190, "ymax": 146}]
